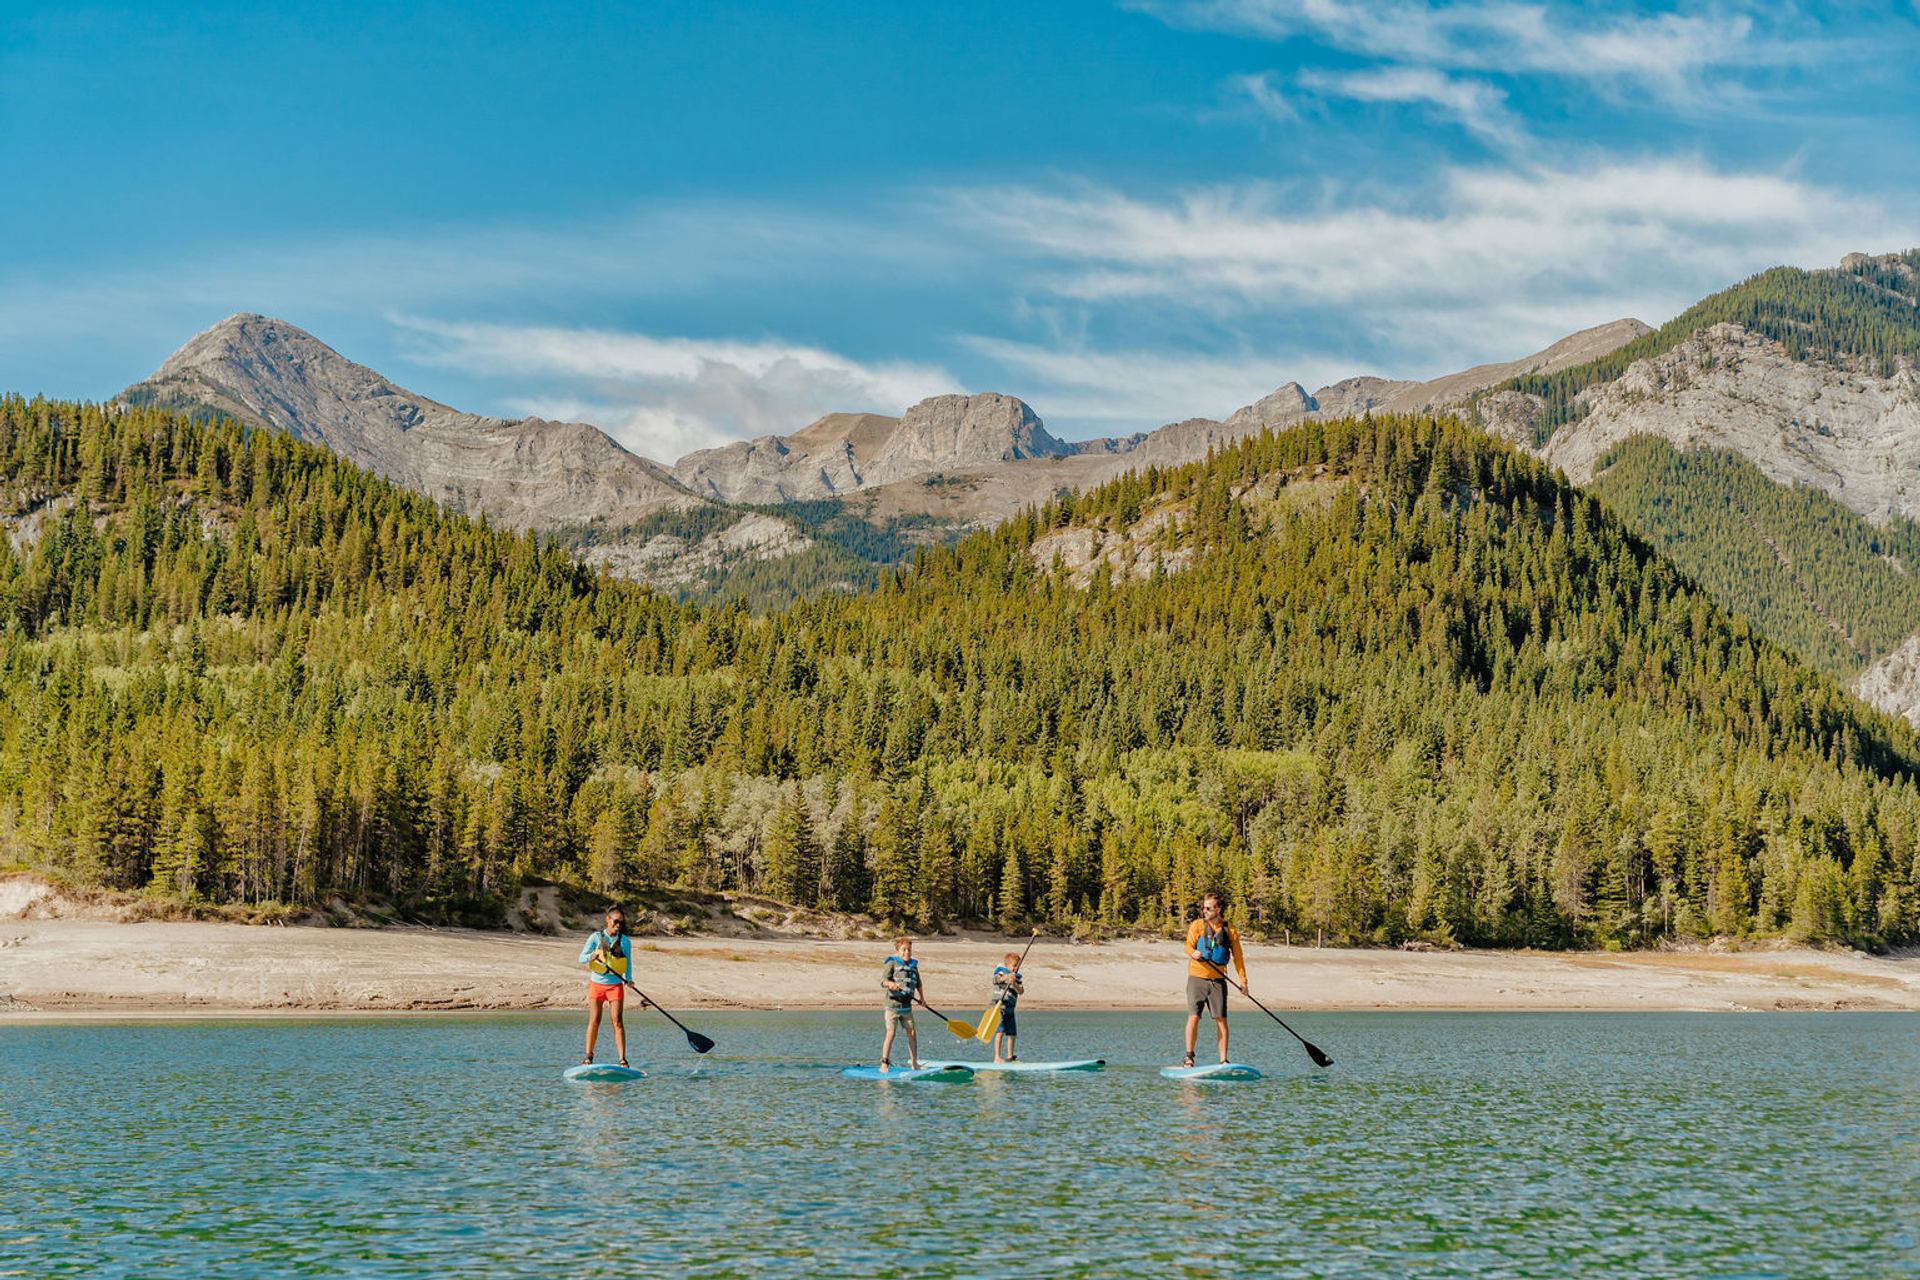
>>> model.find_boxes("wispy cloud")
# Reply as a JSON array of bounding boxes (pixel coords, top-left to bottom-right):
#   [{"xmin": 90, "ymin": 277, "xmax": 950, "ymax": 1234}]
[
  {"xmin": 947, "ymin": 157, "xmax": 1912, "ymax": 378},
  {"xmin": 1140, "ymin": 1, "xmax": 1769, "ymax": 99},
  {"xmin": 0, "ymin": 197, "xmax": 958, "ymax": 405},
  {"xmin": 394, "ymin": 317, "xmax": 962, "ymax": 460},
  {"xmin": 1298, "ymin": 65, "xmax": 1523, "ymax": 148}
]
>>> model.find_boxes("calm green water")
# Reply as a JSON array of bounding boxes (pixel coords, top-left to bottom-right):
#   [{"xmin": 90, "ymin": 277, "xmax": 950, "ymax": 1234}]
[{"xmin": 4, "ymin": 1012, "xmax": 1916, "ymax": 1278}]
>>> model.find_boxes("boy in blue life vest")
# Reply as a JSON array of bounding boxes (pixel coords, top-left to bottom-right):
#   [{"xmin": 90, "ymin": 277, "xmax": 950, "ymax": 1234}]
[
  {"xmin": 991, "ymin": 951, "xmax": 1025, "ymax": 1063},
  {"xmin": 579, "ymin": 906, "xmax": 649, "ymax": 1067},
  {"xmin": 1183, "ymin": 891, "xmax": 1248, "ymax": 1067},
  {"xmin": 879, "ymin": 936, "xmax": 924, "ymax": 1072}
]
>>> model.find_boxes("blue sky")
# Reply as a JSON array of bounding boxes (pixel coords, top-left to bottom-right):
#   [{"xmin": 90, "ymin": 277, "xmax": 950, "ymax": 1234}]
[{"xmin": 3, "ymin": 1, "xmax": 1917, "ymax": 458}]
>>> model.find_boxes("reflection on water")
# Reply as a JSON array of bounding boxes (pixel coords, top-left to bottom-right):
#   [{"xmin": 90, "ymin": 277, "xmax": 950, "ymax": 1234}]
[{"xmin": 3, "ymin": 1012, "xmax": 1916, "ymax": 1277}]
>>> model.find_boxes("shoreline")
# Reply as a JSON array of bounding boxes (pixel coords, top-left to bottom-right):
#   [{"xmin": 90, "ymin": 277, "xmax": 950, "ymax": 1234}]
[{"xmin": 3, "ymin": 917, "xmax": 1917, "ymax": 1017}]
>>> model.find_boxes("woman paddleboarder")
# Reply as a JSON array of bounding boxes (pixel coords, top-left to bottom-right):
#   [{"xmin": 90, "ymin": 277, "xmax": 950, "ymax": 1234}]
[{"xmin": 579, "ymin": 906, "xmax": 648, "ymax": 1068}]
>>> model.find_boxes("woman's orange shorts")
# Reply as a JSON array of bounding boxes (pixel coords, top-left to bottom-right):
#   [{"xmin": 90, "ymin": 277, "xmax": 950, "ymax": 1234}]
[{"xmin": 589, "ymin": 982, "xmax": 625, "ymax": 1004}]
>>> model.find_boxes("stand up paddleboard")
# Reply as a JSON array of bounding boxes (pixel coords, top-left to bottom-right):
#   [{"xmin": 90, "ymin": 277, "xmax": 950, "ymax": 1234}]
[
  {"xmin": 565, "ymin": 1064, "xmax": 647, "ymax": 1083},
  {"xmin": 1160, "ymin": 1062, "xmax": 1262, "ymax": 1081},
  {"xmin": 922, "ymin": 1059, "xmax": 1105, "ymax": 1074},
  {"xmin": 841, "ymin": 1065, "xmax": 974, "ymax": 1083}
]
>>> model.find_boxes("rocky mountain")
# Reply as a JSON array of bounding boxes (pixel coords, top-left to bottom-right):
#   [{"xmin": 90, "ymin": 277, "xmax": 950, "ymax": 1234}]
[
  {"xmin": 859, "ymin": 321, "xmax": 1657, "ymax": 527},
  {"xmin": 114, "ymin": 253, "xmax": 1920, "ymax": 729},
  {"xmin": 670, "ymin": 393, "xmax": 1069, "ymax": 503},
  {"xmin": 121, "ymin": 314, "xmax": 700, "ymax": 532}
]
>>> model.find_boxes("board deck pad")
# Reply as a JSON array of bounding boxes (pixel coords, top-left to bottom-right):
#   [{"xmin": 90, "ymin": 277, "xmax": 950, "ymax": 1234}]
[
  {"xmin": 564, "ymin": 1063, "xmax": 647, "ymax": 1083},
  {"xmin": 840, "ymin": 1064, "xmax": 974, "ymax": 1083},
  {"xmin": 1160, "ymin": 1062, "xmax": 1263, "ymax": 1081},
  {"xmin": 922, "ymin": 1059, "xmax": 1105, "ymax": 1074}
]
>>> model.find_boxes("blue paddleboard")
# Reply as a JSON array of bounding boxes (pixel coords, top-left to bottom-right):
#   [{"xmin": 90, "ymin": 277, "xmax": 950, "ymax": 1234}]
[
  {"xmin": 565, "ymin": 1064, "xmax": 647, "ymax": 1083},
  {"xmin": 841, "ymin": 1064, "xmax": 974, "ymax": 1083},
  {"xmin": 1160, "ymin": 1062, "xmax": 1263, "ymax": 1081},
  {"xmin": 922, "ymin": 1059, "xmax": 1105, "ymax": 1074}
]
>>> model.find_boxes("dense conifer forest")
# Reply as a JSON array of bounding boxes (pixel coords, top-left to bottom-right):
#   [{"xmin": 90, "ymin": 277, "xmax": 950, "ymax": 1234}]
[
  {"xmin": 1589, "ymin": 438, "xmax": 1920, "ymax": 680},
  {"xmin": 1496, "ymin": 250, "xmax": 1920, "ymax": 445},
  {"xmin": 2, "ymin": 395, "xmax": 1916, "ymax": 947}
]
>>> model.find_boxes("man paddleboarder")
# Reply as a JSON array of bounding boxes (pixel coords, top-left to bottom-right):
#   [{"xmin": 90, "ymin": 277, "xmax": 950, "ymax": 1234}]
[{"xmin": 1183, "ymin": 891, "xmax": 1248, "ymax": 1067}]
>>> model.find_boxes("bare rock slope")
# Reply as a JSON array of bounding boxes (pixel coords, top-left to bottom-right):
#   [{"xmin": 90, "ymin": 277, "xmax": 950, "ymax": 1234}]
[
  {"xmin": 122, "ymin": 314, "xmax": 699, "ymax": 532},
  {"xmin": 670, "ymin": 393, "xmax": 1070, "ymax": 503},
  {"xmin": 1543, "ymin": 323, "xmax": 1920, "ymax": 522}
]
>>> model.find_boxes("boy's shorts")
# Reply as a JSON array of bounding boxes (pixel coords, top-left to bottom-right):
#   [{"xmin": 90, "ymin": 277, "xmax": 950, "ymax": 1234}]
[
  {"xmin": 999, "ymin": 1008, "xmax": 1017, "ymax": 1037},
  {"xmin": 589, "ymin": 982, "xmax": 625, "ymax": 1004},
  {"xmin": 884, "ymin": 1007, "xmax": 915, "ymax": 1031}
]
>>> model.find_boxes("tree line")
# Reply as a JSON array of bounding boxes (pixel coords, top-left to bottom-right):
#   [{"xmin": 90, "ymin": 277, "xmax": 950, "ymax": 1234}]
[{"xmin": 2, "ymin": 394, "xmax": 1917, "ymax": 948}]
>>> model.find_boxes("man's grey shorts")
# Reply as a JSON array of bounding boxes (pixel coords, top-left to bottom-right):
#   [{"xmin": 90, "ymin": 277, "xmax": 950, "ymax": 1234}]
[{"xmin": 1186, "ymin": 976, "xmax": 1227, "ymax": 1020}]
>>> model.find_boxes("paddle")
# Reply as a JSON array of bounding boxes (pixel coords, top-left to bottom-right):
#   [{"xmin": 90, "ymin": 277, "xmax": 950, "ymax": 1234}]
[
  {"xmin": 1196, "ymin": 952, "xmax": 1332, "ymax": 1068},
  {"xmin": 589, "ymin": 953, "xmax": 716, "ymax": 1055},
  {"xmin": 915, "ymin": 995, "xmax": 977, "ymax": 1040},
  {"xmin": 976, "ymin": 929, "xmax": 1040, "ymax": 1044}
]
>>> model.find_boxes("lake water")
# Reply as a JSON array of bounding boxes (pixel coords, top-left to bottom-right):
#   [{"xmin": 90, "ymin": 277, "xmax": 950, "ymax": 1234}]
[{"xmin": 4, "ymin": 1012, "xmax": 1916, "ymax": 1278}]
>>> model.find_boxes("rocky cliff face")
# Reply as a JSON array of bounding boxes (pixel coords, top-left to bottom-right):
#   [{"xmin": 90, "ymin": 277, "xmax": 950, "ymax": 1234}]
[
  {"xmin": 121, "ymin": 314, "xmax": 698, "ymax": 531},
  {"xmin": 670, "ymin": 393, "xmax": 1068, "ymax": 503},
  {"xmin": 1542, "ymin": 323, "xmax": 1920, "ymax": 521},
  {"xmin": 1855, "ymin": 636, "xmax": 1920, "ymax": 727}
]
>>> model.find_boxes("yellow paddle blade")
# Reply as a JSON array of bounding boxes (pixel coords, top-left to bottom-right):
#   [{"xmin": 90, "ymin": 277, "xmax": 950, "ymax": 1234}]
[
  {"xmin": 974, "ymin": 1003, "xmax": 1002, "ymax": 1043},
  {"xmin": 946, "ymin": 1017, "xmax": 976, "ymax": 1039}
]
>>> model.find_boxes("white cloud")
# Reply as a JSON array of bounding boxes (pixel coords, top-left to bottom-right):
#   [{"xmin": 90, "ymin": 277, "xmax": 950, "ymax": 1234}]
[
  {"xmin": 948, "ymin": 158, "xmax": 1913, "ymax": 377},
  {"xmin": 1298, "ymin": 66, "xmax": 1523, "ymax": 148},
  {"xmin": 393, "ymin": 317, "xmax": 963, "ymax": 461},
  {"xmin": 1139, "ymin": 1, "xmax": 1767, "ymax": 99},
  {"xmin": 1228, "ymin": 70, "xmax": 1300, "ymax": 122}
]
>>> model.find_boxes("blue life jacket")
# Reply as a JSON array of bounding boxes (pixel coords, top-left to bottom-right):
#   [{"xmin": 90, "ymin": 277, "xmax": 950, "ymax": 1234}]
[
  {"xmin": 886, "ymin": 955, "xmax": 920, "ymax": 1003},
  {"xmin": 1198, "ymin": 929, "xmax": 1233, "ymax": 968}
]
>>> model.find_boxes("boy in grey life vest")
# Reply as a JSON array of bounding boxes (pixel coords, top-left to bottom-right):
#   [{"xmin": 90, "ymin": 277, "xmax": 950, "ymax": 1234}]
[{"xmin": 879, "ymin": 936, "xmax": 924, "ymax": 1072}]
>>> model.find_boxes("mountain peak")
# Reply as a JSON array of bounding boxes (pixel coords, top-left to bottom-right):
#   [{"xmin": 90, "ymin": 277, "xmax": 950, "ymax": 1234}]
[
  {"xmin": 121, "ymin": 315, "xmax": 694, "ymax": 530},
  {"xmin": 1224, "ymin": 382, "xmax": 1316, "ymax": 431}
]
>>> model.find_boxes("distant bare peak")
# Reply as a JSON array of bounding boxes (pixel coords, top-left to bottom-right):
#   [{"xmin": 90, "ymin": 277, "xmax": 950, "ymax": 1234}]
[
  {"xmin": 1224, "ymin": 382, "xmax": 1315, "ymax": 430},
  {"xmin": 121, "ymin": 314, "xmax": 696, "ymax": 532}
]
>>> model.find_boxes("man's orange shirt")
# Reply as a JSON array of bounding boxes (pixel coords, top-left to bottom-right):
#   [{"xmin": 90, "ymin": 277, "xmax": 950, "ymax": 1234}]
[{"xmin": 1185, "ymin": 918, "xmax": 1247, "ymax": 985}]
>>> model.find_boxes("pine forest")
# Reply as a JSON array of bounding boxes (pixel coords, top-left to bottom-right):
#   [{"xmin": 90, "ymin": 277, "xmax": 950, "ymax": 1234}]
[{"xmin": 2, "ymin": 395, "xmax": 1916, "ymax": 949}]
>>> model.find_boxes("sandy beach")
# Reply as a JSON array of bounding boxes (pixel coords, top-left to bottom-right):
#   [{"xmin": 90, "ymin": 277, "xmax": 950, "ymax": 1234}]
[{"xmin": 3, "ymin": 913, "xmax": 1917, "ymax": 1017}]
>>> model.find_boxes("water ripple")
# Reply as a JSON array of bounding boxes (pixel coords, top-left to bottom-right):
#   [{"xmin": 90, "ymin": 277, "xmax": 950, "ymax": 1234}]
[{"xmin": 4, "ymin": 1012, "xmax": 1916, "ymax": 1277}]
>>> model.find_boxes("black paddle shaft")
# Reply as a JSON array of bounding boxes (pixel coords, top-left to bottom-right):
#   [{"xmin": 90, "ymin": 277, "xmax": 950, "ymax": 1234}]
[
  {"xmin": 1233, "ymin": 982, "xmax": 1333, "ymax": 1069},
  {"xmin": 1195, "ymin": 953, "xmax": 1333, "ymax": 1068},
  {"xmin": 608, "ymin": 971, "xmax": 715, "ymax": 1054}
]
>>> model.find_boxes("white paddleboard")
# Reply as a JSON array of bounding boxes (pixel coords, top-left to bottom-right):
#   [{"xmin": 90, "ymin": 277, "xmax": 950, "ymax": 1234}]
[
  {"xmin": 922, "ymin": 1059, "xmax": 1105, "ymax": 1073},
  {"xmin": 1160, "ymin": 1062, "xmax": 1262, "ymax": 1081},
  {"xmin": 840, "ymin": 1064, "xmax": 974, "ymax": 1083},
  {"xmin": 564, "ymin": 1063, "xmax": 647, "ymax": 1083}
]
